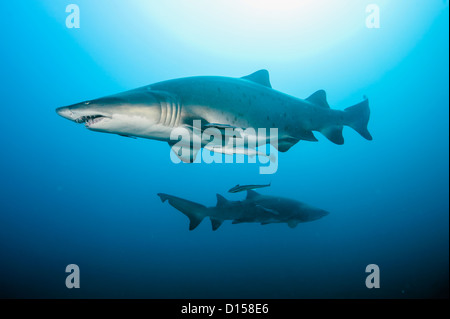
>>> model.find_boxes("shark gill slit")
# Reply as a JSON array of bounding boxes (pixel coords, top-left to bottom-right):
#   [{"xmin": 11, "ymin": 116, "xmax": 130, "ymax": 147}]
[
  {"xmin": 159, "ymin": 97, "xmax": 167, "ymax": 126},
  {"xmin": 169, "ymin": 96, "xmax": 178, "ymax": 128}
]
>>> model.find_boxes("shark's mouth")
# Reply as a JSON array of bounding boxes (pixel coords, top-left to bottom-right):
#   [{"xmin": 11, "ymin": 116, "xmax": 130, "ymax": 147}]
[{"xmin": 74, "ymin": 115, "xmax": 109, "ymax": 127}]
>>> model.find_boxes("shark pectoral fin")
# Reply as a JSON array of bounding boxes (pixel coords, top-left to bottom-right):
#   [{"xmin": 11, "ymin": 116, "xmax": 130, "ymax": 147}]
[
  {"xmin": 210, "ymin": 218, "xmax": 224, "ymax": 231},
  {"xmin": 306, "ymin": 90, "xmax": 330, "ymax": 108},
  {"xmin": 118, "ymin": 134, "xmax": 137, "ymax": 139},
  {"xmin": 241, "ymin": 69, "xmax": 272, "ymax": 88},
  {"xmin": 320, "ymin": 126, "xmax": 344, "ymax": 145}
]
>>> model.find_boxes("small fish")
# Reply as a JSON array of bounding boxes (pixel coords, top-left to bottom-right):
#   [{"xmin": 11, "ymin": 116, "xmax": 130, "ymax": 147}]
[{"xmin": 228, "ymin": 183, "xmax": 271, "ymax": 193}]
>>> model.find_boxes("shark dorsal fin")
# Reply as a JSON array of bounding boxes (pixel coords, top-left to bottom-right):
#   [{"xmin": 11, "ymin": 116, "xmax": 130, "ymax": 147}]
[
  {"xmin": 241, "ymin": 70, "xmax": 272, "ymax": 88},
  {"xmin": 216, "ymin": 194, "xmax": 228, "ymax": 207},
  {"xmin": 246, "ymin": 190, "xmax": 260, "ymax": 199},
  {"xmin": 306, "ymin": 90, "xmax": 330, "ymax": 108}
]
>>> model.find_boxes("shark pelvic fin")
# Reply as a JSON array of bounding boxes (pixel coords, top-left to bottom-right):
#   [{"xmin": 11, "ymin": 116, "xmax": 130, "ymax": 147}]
[
  {"xmin": 306, "ymin": 90, "xmax": 330, "ymax": 108},
  {"xmin": 241, "ymin": 69, "xmax": 272, "ymax": 88}
]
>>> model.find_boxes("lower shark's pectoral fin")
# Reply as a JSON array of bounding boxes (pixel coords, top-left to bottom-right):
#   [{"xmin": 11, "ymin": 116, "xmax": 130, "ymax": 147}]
[
  {"xmin": 320, "ymin": 125, "xmax": 344, "ymax": 145},
  {"xmin": 210, "ymin": 218, "xmax": 224, "ymax": 231}
]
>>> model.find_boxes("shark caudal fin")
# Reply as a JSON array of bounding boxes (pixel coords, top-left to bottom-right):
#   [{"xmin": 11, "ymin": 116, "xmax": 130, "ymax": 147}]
[
  {"xmin": 157, "ymin": 193, "xmax": 206, "ymax": 230},
  {"xmin": 344, "ymin": 98, "xmax": 373, "ymax": 141}
]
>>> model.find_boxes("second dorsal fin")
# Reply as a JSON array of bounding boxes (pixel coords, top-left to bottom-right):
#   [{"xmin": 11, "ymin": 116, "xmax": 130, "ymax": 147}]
[{"xmin": 306, "ymin": 90, "xmax": 330, "ymax": 108}]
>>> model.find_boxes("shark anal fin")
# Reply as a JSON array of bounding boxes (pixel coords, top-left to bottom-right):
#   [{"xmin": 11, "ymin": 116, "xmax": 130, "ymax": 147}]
[
  {"xmin": 306, "ymin": 90, "xmax": 330, "ymax": 108},
  {"xmin": 320, "ymin": 125, "xmax": 344, "ymax": 145},
  {"xmin": 241, "ymin": 70, "xmax": 272, "ymax": 88}
]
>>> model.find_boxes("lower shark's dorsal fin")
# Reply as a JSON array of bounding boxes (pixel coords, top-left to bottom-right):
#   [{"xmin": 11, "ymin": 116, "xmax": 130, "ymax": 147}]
[
  {"xmin": 246, "ymin": 190, "xmax": 260, "ymax": 199},
  {"xmin": 241, "ymin": 70, "xmax": 272, "ymax": 88},
  {"xmin": 216, "ymin": 194, "xmax": 228, "ymax": 207},
  {"xmin": 210, "ymin": 218, "xmax": 224, "ymax": 231},
  {"xmin": 306, "ymin": 90, "xmax": 330, "ymax": 108}
]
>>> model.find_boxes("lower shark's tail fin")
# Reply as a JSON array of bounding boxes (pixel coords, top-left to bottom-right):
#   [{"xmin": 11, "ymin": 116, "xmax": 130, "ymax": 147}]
[
  {"xmin": 344, "ymin": 98, "xmax": 373, "ymax": 141},
  {"xmin": 157, "ymin": 193, "xmax": 206, "ymax": 230}
]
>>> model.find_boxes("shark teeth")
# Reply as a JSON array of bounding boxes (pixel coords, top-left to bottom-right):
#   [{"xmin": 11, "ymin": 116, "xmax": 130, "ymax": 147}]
[{"xmin": 75, "ymin": 115, "xmax": 106, "ymax": 126}]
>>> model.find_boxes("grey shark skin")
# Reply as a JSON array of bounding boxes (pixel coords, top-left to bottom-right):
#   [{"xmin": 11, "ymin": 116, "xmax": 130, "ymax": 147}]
[
  {"xmin": 56, "ymin": 70, "xmax": 372, "ymax": 162},
  {"xmin": 157, "ymin": 190, "xmax": 329, "ymax": 230}
]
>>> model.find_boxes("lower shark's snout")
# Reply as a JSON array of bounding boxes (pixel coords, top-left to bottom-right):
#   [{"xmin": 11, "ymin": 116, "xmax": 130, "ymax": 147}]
[{"xmin": 56, "ymin": 106, "xmax": 73, "ymax": 120}]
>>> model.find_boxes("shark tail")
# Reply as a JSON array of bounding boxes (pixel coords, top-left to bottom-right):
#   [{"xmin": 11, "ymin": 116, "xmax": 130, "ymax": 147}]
[
  {"xmin": 344, "ymin": 98, "xmax": 373, "ymax": 141},
  {"xmin": 157, "ymin": 193, "xmax": 206, "ymax": 230}
]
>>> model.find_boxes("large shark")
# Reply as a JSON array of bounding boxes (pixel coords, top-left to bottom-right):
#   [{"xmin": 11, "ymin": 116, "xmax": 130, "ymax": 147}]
[
  {"xmin": 157, "ymin": 190, "xmax": 329, "ymax": 230},
  {"xmin": 56, "ymin": 70, "xmax": 372, "ymax": 162}
]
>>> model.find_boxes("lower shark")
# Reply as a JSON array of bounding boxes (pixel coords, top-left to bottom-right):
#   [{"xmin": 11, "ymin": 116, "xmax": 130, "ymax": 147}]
[
  {"xmin": 157, "ymin": 190, "xmax": 329, "ymax": 230},
  {"xmin": 56, "ymin": 70, "xmax": 372, "ymax": 163}
]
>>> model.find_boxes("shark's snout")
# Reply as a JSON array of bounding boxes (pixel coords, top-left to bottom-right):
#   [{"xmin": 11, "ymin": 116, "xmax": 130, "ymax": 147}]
[{"xmin": 56, "ymin": 106, "xmax": 73, "ymax": 120}]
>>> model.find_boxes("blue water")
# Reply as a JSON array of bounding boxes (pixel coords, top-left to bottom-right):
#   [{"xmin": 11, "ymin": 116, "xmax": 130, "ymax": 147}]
[{"xmin": 0, "ymin": 1, "xmax": 448, "ymax": 298}]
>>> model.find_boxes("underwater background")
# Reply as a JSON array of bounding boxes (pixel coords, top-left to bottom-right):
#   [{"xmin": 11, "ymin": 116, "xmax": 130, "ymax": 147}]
[{"xmin": 0, "ymin": 1, "xmax": 448, "ymax": 298}]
